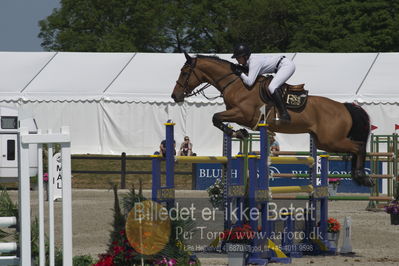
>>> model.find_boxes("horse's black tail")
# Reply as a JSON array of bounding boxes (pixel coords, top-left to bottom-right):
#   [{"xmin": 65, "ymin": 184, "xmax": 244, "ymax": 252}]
[
  {"xmin": 344, "ymin": 103, "xmax": 375, "ymax": 187},
  {"xmin": 343, "ymin": 103, "xmax": 370, "ymax": 143}
]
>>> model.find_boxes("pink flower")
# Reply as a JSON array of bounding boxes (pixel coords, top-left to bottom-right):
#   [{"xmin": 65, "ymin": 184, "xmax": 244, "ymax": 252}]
[
  {"xmin": 43, "ymin": 173, "xmax": 49, "ymax": 182},
  {"xmin": 155, "ymin": 257, "xmax": 177, "ymax": 265},
  {"xmin": 328, "ymin": 178, "xmax": 340, "ymax": 183}
]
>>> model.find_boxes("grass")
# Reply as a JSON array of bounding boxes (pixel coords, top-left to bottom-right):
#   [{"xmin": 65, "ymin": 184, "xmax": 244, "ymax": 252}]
[
  {"xmin": 0, "ymin": 154, "xmax": 195, "ymax": 190},
  {"xmin": 71, "ymin": 155, "xmax": 193, "ymax": 189}
]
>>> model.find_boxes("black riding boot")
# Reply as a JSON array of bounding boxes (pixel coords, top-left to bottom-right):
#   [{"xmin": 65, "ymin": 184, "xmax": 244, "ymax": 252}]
[{"xmin": 272, "ymin": 88, "xmax": 291, "ymax": 123}]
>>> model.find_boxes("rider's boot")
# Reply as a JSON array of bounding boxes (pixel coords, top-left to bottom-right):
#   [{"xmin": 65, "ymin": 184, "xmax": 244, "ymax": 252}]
[{"xmin": 271, "ymin": 88, "xmax": 291, "ymax": 123}]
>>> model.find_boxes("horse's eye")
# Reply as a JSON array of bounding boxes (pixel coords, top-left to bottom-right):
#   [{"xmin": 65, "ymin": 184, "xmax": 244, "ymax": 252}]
[{"xmin": 181, "ymin": 72, "xmax": 188, "ymax": 77}]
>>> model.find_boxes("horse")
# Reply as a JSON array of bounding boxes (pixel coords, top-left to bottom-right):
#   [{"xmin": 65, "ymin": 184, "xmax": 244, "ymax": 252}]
[{"xmin": 171, "ymin": 52, "xmax": 373, "ymax": 187}]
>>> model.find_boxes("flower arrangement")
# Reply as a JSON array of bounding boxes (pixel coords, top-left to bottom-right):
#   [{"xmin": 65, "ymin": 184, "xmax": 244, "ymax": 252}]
[
  {"xmin": 43, "ymin": 173, "xmax": 49, "ymax": 183},
  {"xmin": 328, "ymin": 177, "xmax": 340, "ymax": 184},
  {"xmin": 95, "ymin": 230, "xmax": 138, "ymax": 266},
  {"xmin": 384, "ymin": 200, "xmax": 399, "ymax": 215},
  {"xmin": 95, "ymin": 183, "xmax": 200, "ymax": 266},
  {"xmin": 221, "ymin": 224, "xmax": 255, "ymax": 245},
  {"xmin": 154, "ymin": 256, "xmax": 197, "ymax": 265},
  {"xmin": 207, "ymin": 178, "xmax": 225, "ymax": 209},
  {"xmin": 327, "ymin": 217, "xmax": 341, "ymax": 233}
]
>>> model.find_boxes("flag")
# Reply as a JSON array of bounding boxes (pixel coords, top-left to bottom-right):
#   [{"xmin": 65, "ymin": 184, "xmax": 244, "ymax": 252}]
[
  {"xmin": 371, "ymin": 125, "xmax": 378, "ymax": 131},
  {"xmin": 395, "ymin": 124, "xmax": 399, "ymax": 130}
]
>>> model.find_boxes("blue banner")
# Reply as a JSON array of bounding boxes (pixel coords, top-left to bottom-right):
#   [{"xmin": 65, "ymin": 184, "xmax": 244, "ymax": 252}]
[
  {"xmin": 194, "ymin": 159, "xmax": 381, "ymax": 193},
  {"xmin": 193, "ymin": 158, "xmax": 239, "ymax": 189}
]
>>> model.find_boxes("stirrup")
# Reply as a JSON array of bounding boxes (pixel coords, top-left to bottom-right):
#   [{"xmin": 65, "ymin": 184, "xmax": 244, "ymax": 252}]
[
  {"xmin": 273, "ymin": 107, "xmax": 290, "ymax": 123},
  {"xmin": 273, "ymin": 114, "xmax": 290, "ymax": 124}
]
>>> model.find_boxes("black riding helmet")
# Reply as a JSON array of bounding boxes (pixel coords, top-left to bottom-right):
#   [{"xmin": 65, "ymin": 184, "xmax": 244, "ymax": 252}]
[{"xmin": 231, "ymin": 44, "xmax": 251, "ymax": 58}]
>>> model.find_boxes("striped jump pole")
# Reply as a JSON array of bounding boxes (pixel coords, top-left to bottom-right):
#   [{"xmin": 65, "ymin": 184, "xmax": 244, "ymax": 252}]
[
  {"xmin": 270, "ymin": 185, "xmax": 314, "ymax": 194},
  {"xmin": 272, "ymin": 195, "xmax": 394, "ymax": 201},
  {"xmin": 269, "ymin": 156, "xmax": 315, "ymax": 166},
  {"xmin": 175, "ymin": 156, "xmax": 228, "ymax": 163}
]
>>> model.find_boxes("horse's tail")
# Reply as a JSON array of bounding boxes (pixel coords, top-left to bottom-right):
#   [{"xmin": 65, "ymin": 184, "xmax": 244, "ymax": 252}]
[{"xmin": 343, "ymin": 103, "xmax": 370, "ymax": 143}]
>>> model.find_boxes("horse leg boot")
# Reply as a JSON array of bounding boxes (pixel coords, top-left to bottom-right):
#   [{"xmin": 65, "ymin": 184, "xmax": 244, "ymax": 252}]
[
  {"xmin": 271, "ymin": 87, "xmax": 291, "ymax": 123},
  {"xmin": 212, "ymin": 114, "xmax": 235, "ymax": 137}
]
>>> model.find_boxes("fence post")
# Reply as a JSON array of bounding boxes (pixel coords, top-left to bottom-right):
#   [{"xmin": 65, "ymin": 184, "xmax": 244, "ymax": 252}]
[{"xmin": 121, "ymin": 152, "xmax": 126, "ymax": 189}]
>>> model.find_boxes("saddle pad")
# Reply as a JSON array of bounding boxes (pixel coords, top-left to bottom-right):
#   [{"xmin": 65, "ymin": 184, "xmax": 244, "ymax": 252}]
[
  {"xmin": 258, "ymin": 75, "xmax": 308, "ymax": 111},
  {"xmin": 283, "ymin": 88, "xmax": 308, "ymax": 110}
]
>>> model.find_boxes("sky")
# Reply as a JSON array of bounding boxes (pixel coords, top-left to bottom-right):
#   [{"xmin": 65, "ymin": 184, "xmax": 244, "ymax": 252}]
[{"xmin": 0, "ymin": 0, "xmax": 60, "ymax": 51}]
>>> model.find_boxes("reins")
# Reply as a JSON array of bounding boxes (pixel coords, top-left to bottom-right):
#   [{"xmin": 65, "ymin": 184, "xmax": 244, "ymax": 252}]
[
  {"xmin": 176, "ymin": 58, "xmax": 239, "ymax": 100},
  {"xmin": 186, "ymin": 72, "xmax": 239, "ymax": 100}
]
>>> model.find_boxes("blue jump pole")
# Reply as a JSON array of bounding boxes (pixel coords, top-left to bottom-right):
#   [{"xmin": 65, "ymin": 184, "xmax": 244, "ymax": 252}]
[
  {"xmin": 319, "ymin": 154, "xmax": 332, "ymax": 252},
  {"xmin": 151, "ymin": 120, "xmax": 175, "ymax": 209},
  {"xmin": 248, "ymin": 122, "xmax": 269, "ymax": 257},
  {"xmin": 307, "ymin": 135, "xmax": 318, "ymax": 243},
  {"xmin": 165, "ymin": 120, "xmax": 175, "ymax": 189},
  {"xmin": 258, "ymin": 122, "xmax": 269, "ymax": 244},
  {"xmin": 235, "ymin": 153, "xmax": 245, "ymax": 226},
  {"xmin": 247, "ymin": 123, "xmax": 292, "ymax": 265},
  {"xmin": 223, "ymin": 131, "xmax": 232, "ymax": 230}
]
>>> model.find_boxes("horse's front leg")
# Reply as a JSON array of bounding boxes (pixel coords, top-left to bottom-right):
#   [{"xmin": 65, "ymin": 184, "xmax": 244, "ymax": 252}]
[{"xmin": 212, "ymin": 109, "xmax": 249, "ymax": 139}]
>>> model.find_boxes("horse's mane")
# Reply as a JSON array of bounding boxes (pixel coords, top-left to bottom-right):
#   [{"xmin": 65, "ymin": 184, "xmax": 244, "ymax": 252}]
[{"xmin": 195, "ymin": 54, "xmax": 233, "ymax": 67}]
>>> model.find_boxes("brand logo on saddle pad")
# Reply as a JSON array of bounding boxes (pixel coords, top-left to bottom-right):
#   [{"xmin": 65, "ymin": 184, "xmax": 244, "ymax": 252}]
[
  {"xmin": 283, "ymin": 89, "xmax": 308, "ymax": 110},
  {"xmin": 286, "ymin": 94, "xmax": 305, "ymax": 106}
]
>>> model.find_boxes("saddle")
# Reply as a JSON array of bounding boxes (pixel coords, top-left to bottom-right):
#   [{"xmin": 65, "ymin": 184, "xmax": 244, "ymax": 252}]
[{"xmin": 259, "ymin": 75, "xmax": 308, "ymax": 111}]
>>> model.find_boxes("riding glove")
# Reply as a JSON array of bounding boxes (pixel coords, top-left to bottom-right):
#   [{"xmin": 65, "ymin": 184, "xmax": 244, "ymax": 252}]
[{"xmin": 232, "ymin": 64, "xmax": 243, "ymax": 76}]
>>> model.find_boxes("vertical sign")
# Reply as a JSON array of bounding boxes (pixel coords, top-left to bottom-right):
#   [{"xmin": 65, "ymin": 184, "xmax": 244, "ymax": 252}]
[{"xmin": 52, "ymin": 153, "xmax": 62, "ymax": 201}]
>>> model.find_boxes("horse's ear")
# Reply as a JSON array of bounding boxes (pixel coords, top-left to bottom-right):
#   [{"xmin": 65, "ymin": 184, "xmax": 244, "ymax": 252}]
[{"xmin": 184, "ymin": 51, "xmax": 192, "ymax": 65}]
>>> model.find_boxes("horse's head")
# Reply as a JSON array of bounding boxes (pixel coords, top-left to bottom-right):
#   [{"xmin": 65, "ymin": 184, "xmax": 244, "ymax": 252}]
[{"xmin": 171, "ymin": 52, "xmax": 204, "ymax": 103}]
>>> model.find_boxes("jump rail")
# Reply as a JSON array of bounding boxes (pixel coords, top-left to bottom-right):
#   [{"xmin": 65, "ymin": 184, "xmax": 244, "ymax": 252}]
[
  {"xmin": 153, "ymin": 121, "xmax": 334, "ymax": 265},
  {"xmin": 271, "ymin": 173, "xmax": 395, "ymax": 179}
]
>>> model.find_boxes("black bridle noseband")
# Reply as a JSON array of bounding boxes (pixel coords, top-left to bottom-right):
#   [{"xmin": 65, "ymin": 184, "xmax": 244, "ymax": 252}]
[{"xmin": 175, "ymin": 58, "xmax": 239, "ymax": 100}]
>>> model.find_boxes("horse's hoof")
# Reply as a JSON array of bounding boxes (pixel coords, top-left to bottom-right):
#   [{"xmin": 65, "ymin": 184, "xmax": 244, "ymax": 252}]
[
  {"xmin": 235, "ymin": 129, "xmax": 249, "ymax": 139},
  {"xmin": 352, "ymin": 170, "xmax": 375, "ymax": 187}
]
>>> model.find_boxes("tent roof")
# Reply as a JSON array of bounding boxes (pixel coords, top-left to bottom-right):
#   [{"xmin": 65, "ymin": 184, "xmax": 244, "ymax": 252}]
[
  {"xmin": 0, "ymin": 51, "xmax": 397, "ymax": 103},
  {"xmin": 289, "ymin": 53, "xmax": 378, "ymax": 102},
  {"xmin": 23, "ymin": 52, "xmax": 133, "ymax": 102},
  {"xmin": 357, "ymin": 53, "xmax": 399, "ymax": 103}
]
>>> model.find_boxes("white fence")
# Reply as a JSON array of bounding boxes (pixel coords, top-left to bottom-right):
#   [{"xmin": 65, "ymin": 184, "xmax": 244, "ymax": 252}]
[{"xmin": 0, "ymin": 127, "xmax": 72, "ymax": 266}]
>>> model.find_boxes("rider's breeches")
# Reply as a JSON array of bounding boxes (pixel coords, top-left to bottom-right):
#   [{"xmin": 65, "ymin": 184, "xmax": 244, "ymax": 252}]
[{"xmin": 268, "ymin": 58, "xmax": 296, "ymax": 93}]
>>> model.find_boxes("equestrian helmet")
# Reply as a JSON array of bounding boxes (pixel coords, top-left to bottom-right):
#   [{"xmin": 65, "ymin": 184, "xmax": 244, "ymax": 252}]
[{"xmin": 231, "ymin": 44, "xmax": 251, "ymax": 58}]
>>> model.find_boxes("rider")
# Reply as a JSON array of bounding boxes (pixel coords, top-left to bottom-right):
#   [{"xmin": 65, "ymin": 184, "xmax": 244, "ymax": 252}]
[{"xmin": 231, "ymin": 43, "xmax": 295, "ymax": 123}]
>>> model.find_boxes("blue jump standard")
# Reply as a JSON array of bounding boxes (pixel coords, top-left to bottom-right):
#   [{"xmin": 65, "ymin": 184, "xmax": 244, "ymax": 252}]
[{"xmin": 152, "ymin": 120, "xmax": 336, "ymax": 265}]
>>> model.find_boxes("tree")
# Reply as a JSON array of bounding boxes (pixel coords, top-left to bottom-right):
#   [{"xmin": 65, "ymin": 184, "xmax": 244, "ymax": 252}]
[
  {"xmin": 39, "ymin": 0, "xmax": 170, "ymax": 52},
  {"xmin": 289, "ymin": 0, "xmax": 399, "ymax": 52},
  {"xmin": 39, "ymin": 0, "xmax": 399, "ymax": 53}
]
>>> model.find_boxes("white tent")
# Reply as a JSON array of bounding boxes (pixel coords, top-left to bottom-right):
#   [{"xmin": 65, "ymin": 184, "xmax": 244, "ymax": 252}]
[{"xmin": 0, "ymin": 51, "xmax": 398, "ymax": 155}]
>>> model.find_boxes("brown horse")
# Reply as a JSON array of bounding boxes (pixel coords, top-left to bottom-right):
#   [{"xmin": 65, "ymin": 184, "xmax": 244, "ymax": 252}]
[{"xmin": 171, "ymin": 52, "xmax": 373, "ymax": 187}]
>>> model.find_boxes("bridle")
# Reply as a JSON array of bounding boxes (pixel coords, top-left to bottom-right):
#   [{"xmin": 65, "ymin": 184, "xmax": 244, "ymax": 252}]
[{"xmin": 175, "ymin": 58, "xmax": 239, "ymax": 100}]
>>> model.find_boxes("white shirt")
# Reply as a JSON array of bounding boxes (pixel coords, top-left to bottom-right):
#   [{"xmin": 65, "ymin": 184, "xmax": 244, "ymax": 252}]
[{"xmin": 240, "ymin": 54, "xmax": 283, "ymax": 87}]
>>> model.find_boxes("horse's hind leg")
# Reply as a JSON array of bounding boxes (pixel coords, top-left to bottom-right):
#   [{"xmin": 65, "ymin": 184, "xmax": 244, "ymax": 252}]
[
  {"xmin": 351, "ymin": 142, "xmax": 374, "ymax": 187},
  {"xmin": 317, "ymin": 138, "xmax": 374, "ymax": 187},
  {"xmin": 212, "ymin": 109, "xmax": 249, "ymax": 139}
]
